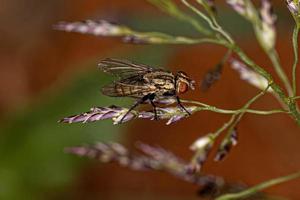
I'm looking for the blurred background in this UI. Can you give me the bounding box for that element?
[0,0,300,199]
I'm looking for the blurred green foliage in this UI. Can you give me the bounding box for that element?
[0,46,169,199]
[0,69,121,199]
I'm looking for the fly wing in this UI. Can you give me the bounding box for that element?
[101,76,155,98]
[98,58,156,78]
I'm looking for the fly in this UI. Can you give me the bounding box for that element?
[98,58,195,123]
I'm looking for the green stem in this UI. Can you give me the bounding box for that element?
[209,12,235,44]
[181,0,213,28]
[293,96,300,100]
[213,115,236,138]
[267,49,293,96]
[181,0,234,44]
[181,99,287,115]
[216,170,300,200]
[292,26,299,96]
[130,30,219,44]
[224,86,270,140]
[147,0,212,36]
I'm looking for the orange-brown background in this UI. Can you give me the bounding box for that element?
[1,0,300,199]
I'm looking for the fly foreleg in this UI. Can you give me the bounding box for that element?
[176,96,191,116]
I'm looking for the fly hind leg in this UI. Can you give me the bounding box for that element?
[119,94,150,123]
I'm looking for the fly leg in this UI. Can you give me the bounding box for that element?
[176,96,191,115]
[119,94,150,123]
[149,93,158,120]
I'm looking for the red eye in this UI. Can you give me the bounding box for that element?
[178,81,188,93]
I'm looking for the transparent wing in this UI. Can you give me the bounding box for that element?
[98,58,156,78]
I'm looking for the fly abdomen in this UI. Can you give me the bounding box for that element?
[101,82,156,98]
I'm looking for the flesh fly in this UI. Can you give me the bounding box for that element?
[98,58,195,123]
